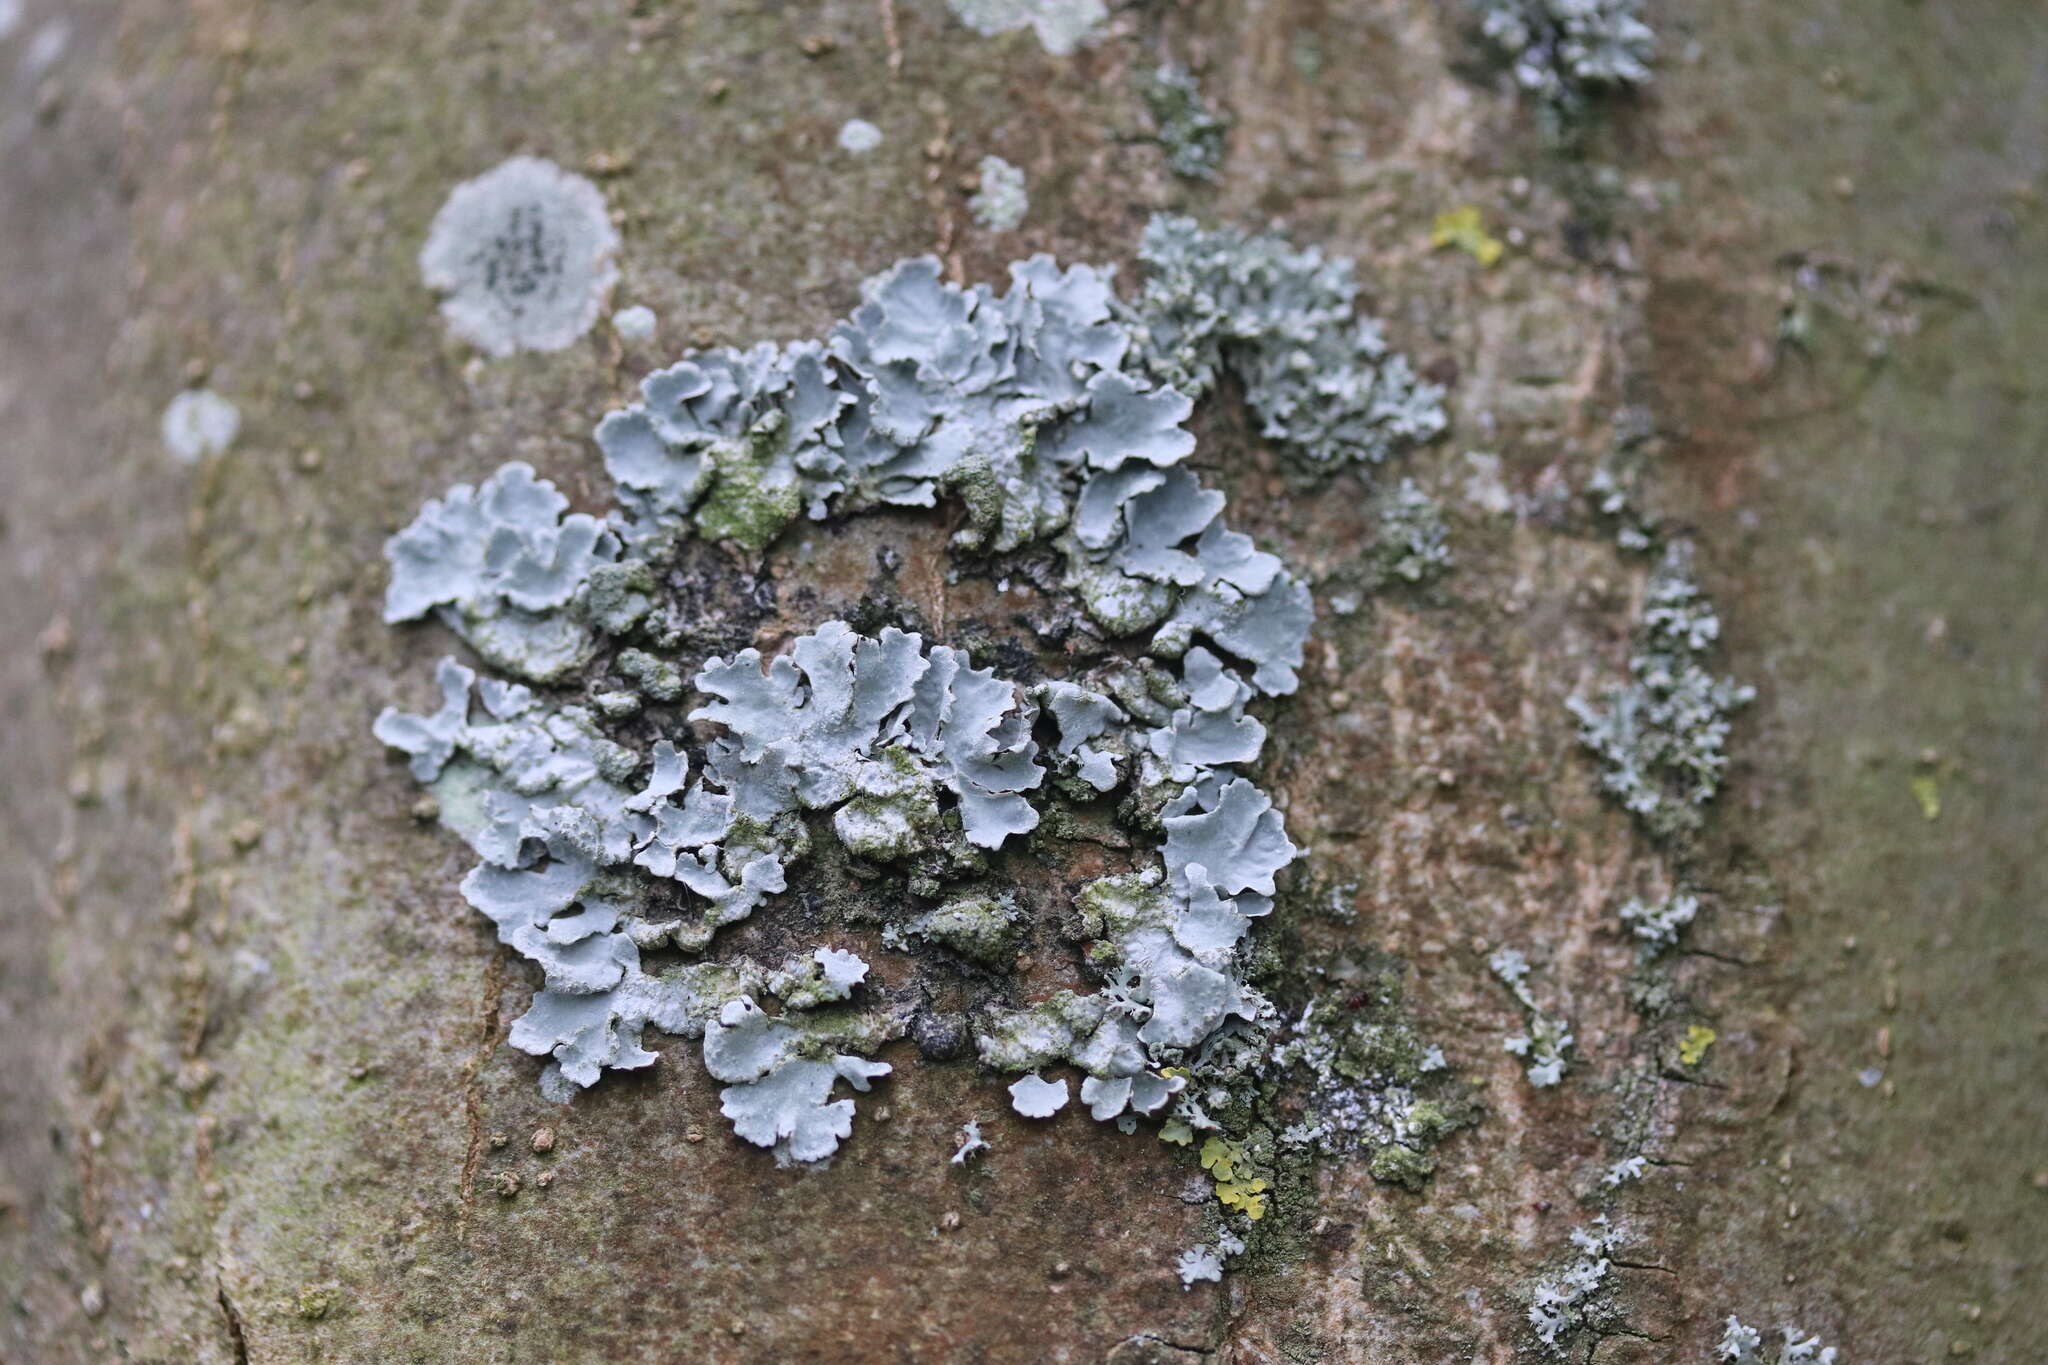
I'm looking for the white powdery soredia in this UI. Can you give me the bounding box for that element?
[419,156,620,357]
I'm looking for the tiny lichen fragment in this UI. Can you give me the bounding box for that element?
[837,118,884,153]
[1008,1072,1070,1118]
[1369,478,1453,586]
[1677,1024,1716,1067]
[969,155,1029,232]
[1490,947,1573,1087]
[1618,890,1697,952]
[770,947,871,1009]
[1429,205,1505,266]
[1478,0,1654,113]
[946,0,1106,55]
[1718,1317,1840,1364]
[611,305,657,341]
[160,389,241,464]
[1144,64,1229,181]
[950,1119,989,1165]
[419,156,620,357]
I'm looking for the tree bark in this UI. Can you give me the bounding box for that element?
[2,2,2042,1362]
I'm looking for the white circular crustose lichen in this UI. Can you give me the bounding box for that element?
[419,156,620,358]
[611,305,658,342]
[836,118,884,154]
[160,389,241,464]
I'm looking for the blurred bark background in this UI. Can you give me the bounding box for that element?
[1,2,2042,1361]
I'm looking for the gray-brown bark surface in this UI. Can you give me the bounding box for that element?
[1,2,2042,1362]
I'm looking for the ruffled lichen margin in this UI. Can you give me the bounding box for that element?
[376,218,1465,1250]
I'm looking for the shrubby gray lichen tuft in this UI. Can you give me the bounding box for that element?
[375,221,1463,1180]
[1143,65,1230,181]
[1568,545,1754,842]
[1122,216,1447,473]
[1717,1318,1839,1364]
[1478,0,1654,113]
[1369,478,1453,586]
[419,156,620,357]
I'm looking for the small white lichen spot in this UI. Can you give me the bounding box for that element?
[836,118,884,154]
[419,156,620,358]
[947,0,1106,55]
[160,389,241,464]
[23,17,68,73]
[611,305,657,342]
[0,0,25,43]
[969,156,1028,233]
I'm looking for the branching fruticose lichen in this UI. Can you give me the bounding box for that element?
[1477,0,1654,113]
[1568,546,1754,842]
[419,156,620,357]
[377,220,1447,1182]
